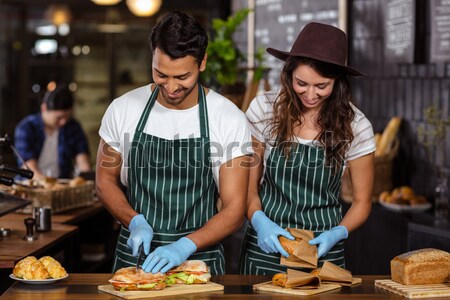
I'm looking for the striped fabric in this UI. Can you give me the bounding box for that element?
[241,143,345,275]
[113,85,225,274]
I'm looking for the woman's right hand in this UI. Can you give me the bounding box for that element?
[251,210,294,257]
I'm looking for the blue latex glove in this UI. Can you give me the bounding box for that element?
[127,214,153,256]
[308,225,348,258]
[251,210,295,257]
[142,237,197,274]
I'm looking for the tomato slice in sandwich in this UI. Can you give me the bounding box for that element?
[109,267,166,291]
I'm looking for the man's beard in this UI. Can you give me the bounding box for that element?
[158,82,197,107]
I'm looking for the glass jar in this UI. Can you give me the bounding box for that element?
[434,176,449,220]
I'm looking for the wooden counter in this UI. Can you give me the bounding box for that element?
[0,217,78,269]
[0,201,117,270]
[1,274,433,299]
[0,202,110,269]
[1,201,105,225]
[0,202,118,295]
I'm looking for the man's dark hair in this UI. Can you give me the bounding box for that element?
[42,83,74,110]
[149,11,208,66]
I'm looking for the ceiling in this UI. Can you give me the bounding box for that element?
[0,0,231,22]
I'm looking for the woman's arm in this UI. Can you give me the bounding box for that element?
[246,137,266,220]
[340,152,374,232]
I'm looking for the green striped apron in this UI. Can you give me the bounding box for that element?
[112,84,225,274]
[241,142,345,275]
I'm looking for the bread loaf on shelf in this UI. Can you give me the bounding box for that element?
[391,248,450,285]
[375,116,401,157]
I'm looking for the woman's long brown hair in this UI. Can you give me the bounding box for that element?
[269,56,355,173]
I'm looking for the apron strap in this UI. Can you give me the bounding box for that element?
[135,86,159,133]
[198,84,209,139]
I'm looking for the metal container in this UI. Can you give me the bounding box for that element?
[33,207,52,232]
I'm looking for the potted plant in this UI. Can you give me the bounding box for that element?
[203,9,250,87]
[417,105,450,219]
[202,9,251,106]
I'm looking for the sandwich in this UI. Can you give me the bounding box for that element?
[272,273,288,287]
[279,236,301,256]
[271,269,321,288]
[108,267,166,291]
[166,260,211,284]
[278,229,318,269]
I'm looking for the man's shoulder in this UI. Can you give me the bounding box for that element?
[206,89,246,121]
[113,84,152,107]
[114,84,151,102]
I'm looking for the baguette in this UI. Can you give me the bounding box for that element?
[375,116,401,156]
[374,133,381,148]
[391,248,450,285]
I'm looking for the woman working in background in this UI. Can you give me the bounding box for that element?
[241,22,376,275]
[14,82,91,179]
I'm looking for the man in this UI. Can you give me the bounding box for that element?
[14,83,91,179]
[96,11,251,275]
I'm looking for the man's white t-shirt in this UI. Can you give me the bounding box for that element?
[99,84,253,188]
[245,91,376,163]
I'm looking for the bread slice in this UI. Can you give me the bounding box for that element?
[391,248,450,285]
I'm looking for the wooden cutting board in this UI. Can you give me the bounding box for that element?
[253,281,341,295]
[253,277,362,296]
[98,282,224,299]
[375,279,450,299]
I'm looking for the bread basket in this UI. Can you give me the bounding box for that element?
[5,179,95,213]
[340,139,399,203]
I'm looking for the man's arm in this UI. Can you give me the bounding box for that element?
[95,138,137,227]
[23,159,45,180]
[246,137,265,221]
[186,154,250,250]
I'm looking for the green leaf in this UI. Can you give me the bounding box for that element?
[203,8,252,87]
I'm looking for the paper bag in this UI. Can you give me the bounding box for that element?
[285,268,321,289]
[311,261,353,286]
[280,228,318,269]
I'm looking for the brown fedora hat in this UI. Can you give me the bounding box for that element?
[267,22,363,76]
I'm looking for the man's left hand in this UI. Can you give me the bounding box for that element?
[308,226,348,258]
[142,237,197,273]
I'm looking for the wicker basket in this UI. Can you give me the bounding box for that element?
[340,139,399,203]
[9,180,95,213]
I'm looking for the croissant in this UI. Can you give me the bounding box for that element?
[39,256,67,279]
[13,256,49,280]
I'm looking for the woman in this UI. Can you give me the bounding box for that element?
[241,22,376,275]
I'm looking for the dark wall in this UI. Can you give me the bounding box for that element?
[349,0,449,199]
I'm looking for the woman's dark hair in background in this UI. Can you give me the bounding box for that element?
[42,83,74,110]
[149,10,208,66]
